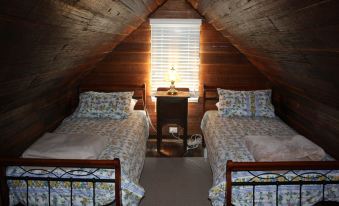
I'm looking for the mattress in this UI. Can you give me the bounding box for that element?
[7,110,149,206]
[201,111,339,206]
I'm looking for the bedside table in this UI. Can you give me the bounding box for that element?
[155,89,190,153]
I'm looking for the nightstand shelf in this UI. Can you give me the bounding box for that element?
[155,89,190,154]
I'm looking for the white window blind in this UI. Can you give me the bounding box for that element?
[150,19,201,100]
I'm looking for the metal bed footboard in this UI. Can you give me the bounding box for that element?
[0,158,121,206]
[226,160,339,206]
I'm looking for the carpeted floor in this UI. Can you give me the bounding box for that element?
[139,157,212,206]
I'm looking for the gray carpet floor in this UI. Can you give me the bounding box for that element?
[139,157,212,206]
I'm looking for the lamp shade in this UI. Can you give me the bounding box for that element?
[165,66,180,82]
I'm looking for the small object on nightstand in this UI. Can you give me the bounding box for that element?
[165,66,180,95]
[155,89,190,154]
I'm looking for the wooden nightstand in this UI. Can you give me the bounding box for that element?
[155,89,190,153]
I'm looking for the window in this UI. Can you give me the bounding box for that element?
[150,19,201,101]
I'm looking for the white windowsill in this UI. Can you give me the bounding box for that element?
[151,96,198,103]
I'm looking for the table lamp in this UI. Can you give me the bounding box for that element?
[166,66,180,95]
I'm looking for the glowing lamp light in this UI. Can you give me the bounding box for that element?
[165,66,180,95]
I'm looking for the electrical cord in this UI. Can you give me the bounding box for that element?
[170,132,202,151]
[186,134,203,150]
[144,105,157,133]
[144,104,202,151]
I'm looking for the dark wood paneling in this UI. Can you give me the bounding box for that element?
[150,0,201,18]
[0,0,164,157]
[273,87,339,160]
[200,23,270,94]
[82,22,152,89]
[82,0,269,136]
[189,0,339,159]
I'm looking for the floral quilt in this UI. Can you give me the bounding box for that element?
[201,111,339,206]
[7,111,149,206]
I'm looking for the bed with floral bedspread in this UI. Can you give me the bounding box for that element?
[7,110,149,206]
[201,110,339,206]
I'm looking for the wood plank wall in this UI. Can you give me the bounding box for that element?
[189,0,339,159]
[0,0,164,156]
[81,0,270,135]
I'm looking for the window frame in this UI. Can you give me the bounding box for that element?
[150,18,202,102]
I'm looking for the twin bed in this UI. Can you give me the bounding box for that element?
[0,84,148,206]
[201,85,339,206]
[1,83,339,206]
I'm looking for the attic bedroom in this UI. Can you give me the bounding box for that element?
[0,0,339,205]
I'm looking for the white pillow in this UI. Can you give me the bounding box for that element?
[22,133,108,159]
[216,102,220,109]
[130,99,138,112]
[244,135,326,162]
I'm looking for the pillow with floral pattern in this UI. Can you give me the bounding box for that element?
[253,90,275,117]
[217,88,275,117]
[73,91,134,119]
[217,89,252,117]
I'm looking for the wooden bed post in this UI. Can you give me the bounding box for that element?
[202,84,220,113]
[114,158,122,206]
[0,164,9,206]
[142,83,146,109]
[203,84,206,114]
[226,160,233,206]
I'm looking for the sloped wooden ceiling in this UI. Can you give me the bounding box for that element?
[189,0,339,158]
[1,0,338,158]
[0,0,165,156]
[81,0,270,136]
